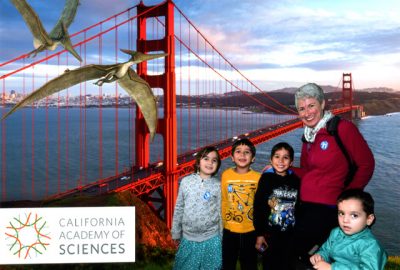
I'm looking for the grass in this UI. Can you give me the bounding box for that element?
[0,255,398,269]
[386,256,400,270]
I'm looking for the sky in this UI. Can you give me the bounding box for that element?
[1,0,399,91]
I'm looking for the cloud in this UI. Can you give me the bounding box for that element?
[1,0,399,90]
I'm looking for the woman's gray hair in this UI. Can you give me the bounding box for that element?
[294,83,325,109]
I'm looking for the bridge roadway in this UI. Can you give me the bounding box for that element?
[46,107,352,202]
[46,117,302,201]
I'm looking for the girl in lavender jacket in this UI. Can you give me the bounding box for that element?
[171,146,222,270]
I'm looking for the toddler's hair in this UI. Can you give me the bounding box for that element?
[337,189,376,226]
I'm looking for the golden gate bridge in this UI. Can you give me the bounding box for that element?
[0,0,359,228]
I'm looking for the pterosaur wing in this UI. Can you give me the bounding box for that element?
[49,0,80,40]
[49,0,82,62]
[10,0,52,45]
[1,64,117,120]
[118,68,158,139]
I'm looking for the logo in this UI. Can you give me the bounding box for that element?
[203,191,211,200]
[320,141,329,150]
[5,212,51,259]
[1,207,135,265]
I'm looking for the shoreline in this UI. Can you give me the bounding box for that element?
[2,104,399,117]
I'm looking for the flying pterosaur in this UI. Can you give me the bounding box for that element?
[1,49,168,139]
[10,0,82,62]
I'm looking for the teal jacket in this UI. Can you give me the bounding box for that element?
[317,227,387,270]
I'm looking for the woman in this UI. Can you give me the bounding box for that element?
[292,83,375,266]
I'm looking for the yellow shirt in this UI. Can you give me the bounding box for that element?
[221,167,261,233]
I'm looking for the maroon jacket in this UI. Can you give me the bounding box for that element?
[295,118,375,205]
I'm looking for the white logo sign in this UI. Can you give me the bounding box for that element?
[1,207,135,265]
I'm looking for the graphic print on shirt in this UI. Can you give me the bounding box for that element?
[226,180,257,223]
[267,186,298,231]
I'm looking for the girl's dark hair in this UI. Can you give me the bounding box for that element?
[270,142,294,161]
[231,138,256,157]
[337,189,376,227]
[195,146,221,176]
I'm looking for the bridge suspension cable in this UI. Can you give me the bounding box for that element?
[1,1,322,206]
[173,4,297,115]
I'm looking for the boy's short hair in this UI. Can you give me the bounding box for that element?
[271,142,294,161]
[337,189,375,216]
[195,146,221,176]
[231,138,256,157]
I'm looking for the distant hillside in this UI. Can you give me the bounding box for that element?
[271,85,339,93]
[169,90,400,116]
[358,87,397,93]
[270,85,398,94]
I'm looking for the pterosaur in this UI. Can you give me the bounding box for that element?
[1,49,168,139]
[10,0,82,62]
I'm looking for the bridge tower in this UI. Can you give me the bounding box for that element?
[342,73,353,119]
[136,0,177,228]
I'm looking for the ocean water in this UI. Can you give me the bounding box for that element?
[0,108,399,255]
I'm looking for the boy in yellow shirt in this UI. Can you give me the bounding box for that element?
[221,138,261,270]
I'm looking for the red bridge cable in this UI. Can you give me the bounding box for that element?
[57,56,61,194]
[22,60,27,198]
[45,52,49,197]
[66,55,70,190]
[84,33,88,186]
[98,24,103,180]
[174,34,287,115]
[79,44,83,188]
[0,3,163,79]
[170,27,289,115]
[156,14,287,115]
[1,79,6,200]
[0,5,138,68]
[196,30,200,149]
[31,66,35,200]
[187,24,192,151]
[173,4,297,115]
[151,13,294,115]
[178,14,183,154]
[114,17,119,177]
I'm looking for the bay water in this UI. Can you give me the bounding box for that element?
[0,108,398,255]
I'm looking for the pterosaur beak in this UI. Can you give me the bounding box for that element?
[120,49,168,63]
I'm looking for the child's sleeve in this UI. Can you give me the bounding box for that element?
[220,170,228,228]
[253,174,268,235]
[217,182,223,235]
[171,180,185,240]
[315,229,334,263]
